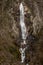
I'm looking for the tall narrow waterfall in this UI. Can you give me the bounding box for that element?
[19,3,27,64]
[19,3,27,41]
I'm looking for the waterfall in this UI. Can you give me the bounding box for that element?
[19,3,27,41]
[19,3,28,64]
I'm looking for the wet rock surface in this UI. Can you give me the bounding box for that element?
[0,0,43,65]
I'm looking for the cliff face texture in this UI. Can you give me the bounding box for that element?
[0,0,43,65]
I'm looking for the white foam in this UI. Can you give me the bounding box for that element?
[19,48,26,63]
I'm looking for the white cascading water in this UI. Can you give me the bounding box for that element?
[19,3,27,41]
[19,3,28,64]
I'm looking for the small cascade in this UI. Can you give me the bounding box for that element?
[19,3,28,65]
[19,3,27,40]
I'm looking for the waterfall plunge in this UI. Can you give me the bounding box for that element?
[19,3,27,41]
[19,3,27,63]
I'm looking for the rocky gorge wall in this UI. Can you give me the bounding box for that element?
[0,0,43,65]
